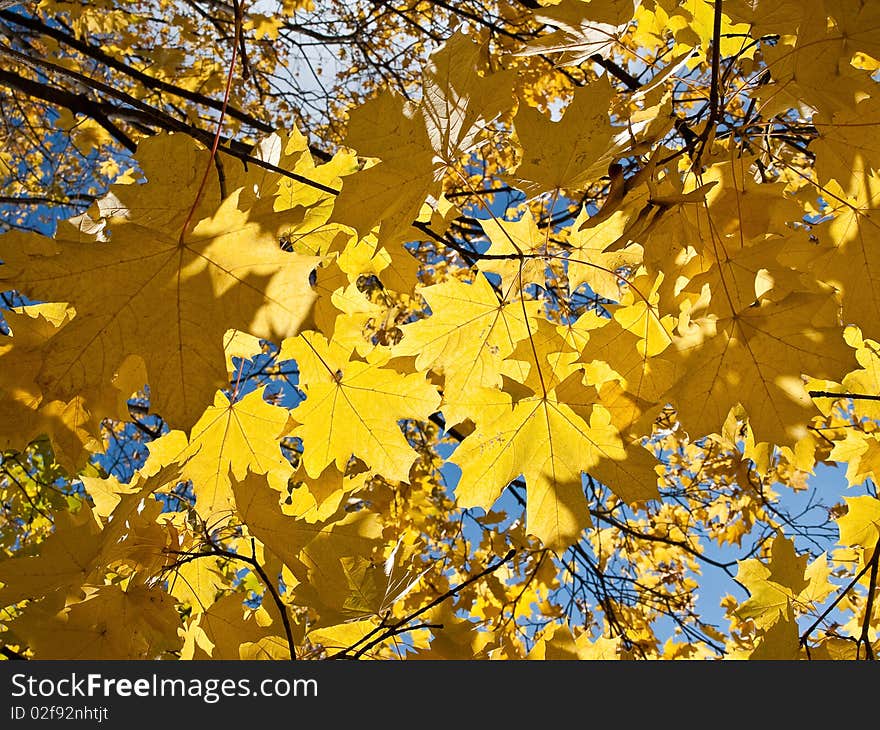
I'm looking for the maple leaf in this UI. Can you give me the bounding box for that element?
[567,207,643,301]
[451,380,625,551]
[579,316,675,435]
[839,328,880,422]
[477,211,554,293]
[668,290,855,445]
[231,470,330,570]
[836,496,880,549]
[332,32,513,249]
[0,133,320,428]
[554,372,662,504]
[177,386,291,524]
[0,304,101,471]
[516,0,637,64]
[180,593,281,660]
[749,608,800,660]
[339,538,430,619]
[168,555,226,614]
[392,273,540,426]
[11,582,182,660]
[90,462,185,573]
[612,271,675,357]
[527,622,621,660]
[807,176,880,342]
[506,76,618,196]
[280,331,441,482]
[330,90,434,246]
[420,31,515,167]
[828,432,880,487]
[0,505,101,605]
[755,5,872,120]
[735,534,810,628]
[811,96,880,196]
[288,507,384,628]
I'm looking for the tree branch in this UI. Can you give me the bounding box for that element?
[858,539,879,660]
[0,48,339,193]
[800,545,879,652]
[0,9,274,133]
[0,68,137,152]
[809,390,880,402]
[0,644,28,660]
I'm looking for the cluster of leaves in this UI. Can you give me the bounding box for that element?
[1,0,880,660]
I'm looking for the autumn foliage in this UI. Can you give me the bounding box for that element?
[0,0,879,660]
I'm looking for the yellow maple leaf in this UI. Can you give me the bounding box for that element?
[836,495,880,549]
[12,582,182,660]
[288,508,384,629]
[392,273,540,426]
[567,206,643,300]
[420,31,515,166]
[828,431,880,487]
[613,271,675,357]
[451,381,625,550]
[809,175,880,342]
[330,91,434,247]
[177,387,290,524]
[749,608,801,660]
[516,0,635,70]
[280,331,440,482]
[506,76,617,195]
[168,555,226,614]
[669,290,854,445]
[477,210,552,294]
[181,593,281,660]
[0,506,101,605]
[332,32,512,249]
[735,534,810,629]
[0,134,320,429]
[231,470,331,571]
[0,304,101,471]
[580,315,674,435]
[338,538,430,619]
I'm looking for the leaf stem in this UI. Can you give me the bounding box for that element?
[178,0,243,245]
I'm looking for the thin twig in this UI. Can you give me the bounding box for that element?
[858,539,879,660]
[810,390,880,403]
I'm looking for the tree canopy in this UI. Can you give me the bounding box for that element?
[1,0,879,661]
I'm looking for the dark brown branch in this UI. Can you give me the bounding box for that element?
[0,67,340,195]
[691,0,724,167]
[858,539,879,660]
[1,39,339,184]
[444,186,514,199]
[197,537,298,661]
[589,54,641,91]
[0,193,94,206]
[810,390,880,402]
[707,0,724,130]
[0,68,137,152]
[0,644,28,660]
[0,9,274,133]
[800,545,879,650]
